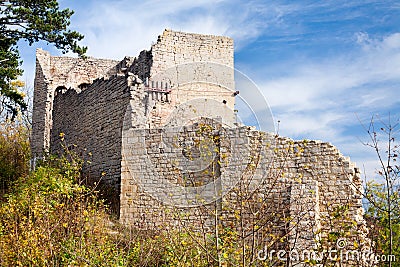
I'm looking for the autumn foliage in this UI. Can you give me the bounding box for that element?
[0,118,30,192]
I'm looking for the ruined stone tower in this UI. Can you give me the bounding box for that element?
[32,29,235,162]
[32,29,372,265]
[32,29,236,189]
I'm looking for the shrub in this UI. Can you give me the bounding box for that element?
[0,120,30,192]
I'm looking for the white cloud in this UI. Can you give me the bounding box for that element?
[258,31,400,121]
[66,0,230,59]
[63,0,299,59]
[250,32,400,179]
[276,112,346,140]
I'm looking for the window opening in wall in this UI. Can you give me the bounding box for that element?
[78,83,90,90]
[55,86,67,94]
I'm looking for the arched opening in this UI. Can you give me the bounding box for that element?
[78,83,90,90]
[55,86,67,95]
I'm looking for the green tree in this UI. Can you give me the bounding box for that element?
[0,0,87,117]
[0,37,24,118]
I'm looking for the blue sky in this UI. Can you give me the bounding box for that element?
[18,0,400,180]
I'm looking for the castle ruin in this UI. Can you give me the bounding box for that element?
[32,29,372,265]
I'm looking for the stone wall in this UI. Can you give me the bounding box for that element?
[150,29,234,76]
[141,30,236,128]
[31,49,120,158]
[51,75,139,189]
[120,123,369,255]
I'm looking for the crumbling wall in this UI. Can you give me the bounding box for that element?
[150,29,234,75]
[129,50,152,81]
[32,30,235,157]
[142,30,236,128]
[31,49,119,158]
[51,74,146,213]
[120,124,369,260]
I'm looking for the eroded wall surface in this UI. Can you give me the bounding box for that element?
[120,124,369,257]
[51,75,142,191]
[31,49,119,157]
